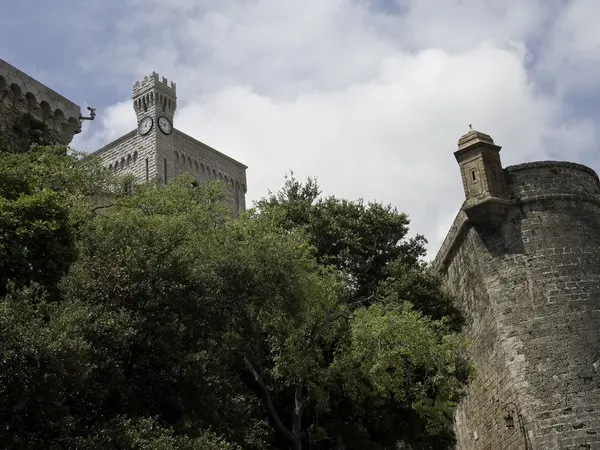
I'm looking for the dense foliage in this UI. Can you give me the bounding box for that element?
[0,146,471,450]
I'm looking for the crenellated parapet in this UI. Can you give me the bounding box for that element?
[0,58,82,145]
[132,71,177,118]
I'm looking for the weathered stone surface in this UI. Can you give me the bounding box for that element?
[0,58,82,147]
[435,132,600,449]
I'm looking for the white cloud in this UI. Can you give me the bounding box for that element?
[71,0,600,258]
[540,0,600,94]
[76,101,134,152]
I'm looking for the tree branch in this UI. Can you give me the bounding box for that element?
[303,301,361,352]
[243,356,299,448]
[91,203,115,214]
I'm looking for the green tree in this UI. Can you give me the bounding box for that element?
[256,173,462,329]
[250,173,469,449]
[0,151,244,449]
[0,143,469,450]
[61,172,469,450]
[0,144,114,297]
[57,174,272,449]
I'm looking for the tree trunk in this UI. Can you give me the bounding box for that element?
[292,384,305,450]
[243,357,303,449]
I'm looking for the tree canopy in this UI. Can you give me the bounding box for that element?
[0,146,470,450]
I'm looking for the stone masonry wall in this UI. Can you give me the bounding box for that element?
[0,58,81,147]
[447,225,525,449]
[93,128,247,214]
[435,162,600,449]
[170,130,247,213]
[0,100,30,152]
[92,130,158,183]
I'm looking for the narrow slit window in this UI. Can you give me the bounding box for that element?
[470,169,478,182]
[492,168,498,180]
[145,158,149,182]
[164,158,168,184]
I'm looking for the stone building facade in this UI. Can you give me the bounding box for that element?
[0,58,83,151]
[90,72,247,214]
[433,129,600,449]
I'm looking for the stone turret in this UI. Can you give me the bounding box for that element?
[132,71,177,123]
[454,128,510,227]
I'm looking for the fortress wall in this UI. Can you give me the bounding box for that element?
[439,162,600,449]
[0,89,28,151]
[506,161,600,199]
[446,228,524,449]
[0,58,81,147]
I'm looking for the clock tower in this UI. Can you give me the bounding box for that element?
[132,72,177,183]
[93,71,247,213]
[133,71,176,136]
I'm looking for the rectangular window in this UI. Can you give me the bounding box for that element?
[145,158,149,182]
[164,158,168,184]
[470,169,478,183]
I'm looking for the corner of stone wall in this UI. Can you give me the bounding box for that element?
[432,204,470,275]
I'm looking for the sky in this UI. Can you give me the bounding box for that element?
[2,0,599,258]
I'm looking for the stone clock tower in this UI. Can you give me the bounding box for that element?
[133,72,176,184]
[91,71,248,214]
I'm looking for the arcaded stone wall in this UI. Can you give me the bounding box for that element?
[435,161,600,449]
[171,130,247,213]
[92,131,158,183]
[0,58,81,149]
[93,128,247,214]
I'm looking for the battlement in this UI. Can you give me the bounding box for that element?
[0,58,82,144]
[132,71,177,119]
[133,71,176,96]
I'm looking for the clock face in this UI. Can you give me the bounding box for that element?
[138,116,153,135]
[158,116,172,135]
